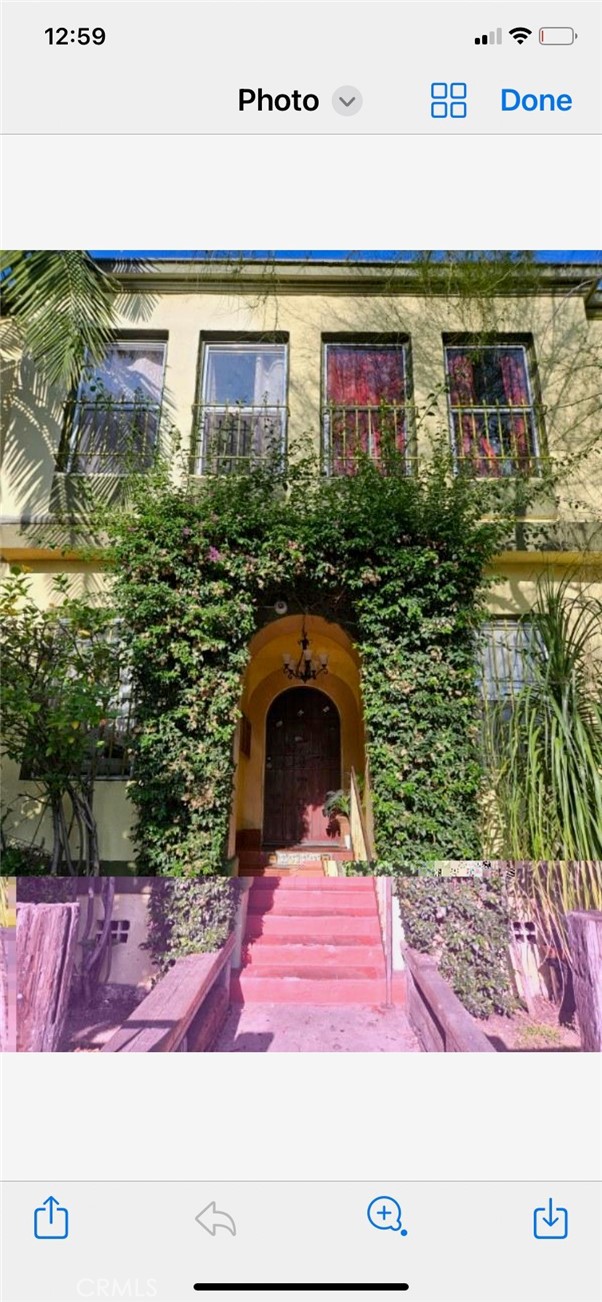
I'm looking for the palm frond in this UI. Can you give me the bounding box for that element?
[1,250,119,388]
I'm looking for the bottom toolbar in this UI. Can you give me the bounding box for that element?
[2,1181,600,1302]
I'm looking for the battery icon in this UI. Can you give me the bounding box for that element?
[539,27,577,44]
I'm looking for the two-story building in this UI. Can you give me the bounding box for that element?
[1,255,601,871]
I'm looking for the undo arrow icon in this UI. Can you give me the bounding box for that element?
[195,1201,237,1237]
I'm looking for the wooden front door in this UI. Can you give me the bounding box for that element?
[263,687,342,847]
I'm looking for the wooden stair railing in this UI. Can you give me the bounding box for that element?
[101,933,236,1053]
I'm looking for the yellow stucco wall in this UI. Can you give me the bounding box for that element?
[2,757,136,864]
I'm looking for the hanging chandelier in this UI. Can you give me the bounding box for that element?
[282,620,329,683]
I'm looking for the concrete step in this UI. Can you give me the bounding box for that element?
[239,962,383,979]
[247,893,377,916]
[244,914,382,942]
[249,877,375,891]
[230,973,389,1004]
[242,867,326,877]
[243,943,385,968]
[262,846,352,858]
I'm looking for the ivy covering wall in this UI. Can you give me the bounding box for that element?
[108,452,502,875]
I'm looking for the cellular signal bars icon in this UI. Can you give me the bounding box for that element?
[475,28,503,45]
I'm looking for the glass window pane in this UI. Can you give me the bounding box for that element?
[203,345,286,406]
[326,345,406,405]
[446,346,530,408]
[79,343,165,404]
[478,620,538,701]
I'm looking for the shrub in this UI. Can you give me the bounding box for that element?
[395,873,517,1017]
[16,876,79,903]
[1,842,52,876]
[145,878,241,973]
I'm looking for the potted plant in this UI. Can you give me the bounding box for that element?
[322,789,351,846]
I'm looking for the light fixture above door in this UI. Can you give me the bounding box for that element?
[282,619,329,683]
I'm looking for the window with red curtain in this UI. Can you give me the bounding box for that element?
[445,343,540,477]
[323,343,409,474]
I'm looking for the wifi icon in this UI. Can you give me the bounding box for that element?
[509,26,533,44]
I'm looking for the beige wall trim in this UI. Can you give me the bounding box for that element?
[488,551,602,575]
[5,547,601,571]
[1,548,107,563]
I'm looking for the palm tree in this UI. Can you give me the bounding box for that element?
[1,250,119,389]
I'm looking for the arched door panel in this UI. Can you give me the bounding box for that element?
[263,687,341,847]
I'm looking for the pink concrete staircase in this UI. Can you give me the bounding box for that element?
[231,878,398,1005]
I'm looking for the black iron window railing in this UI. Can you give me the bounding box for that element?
[450,401,543,478]
[321,402,413,475]
[192,402,288,474]
[61,396,162,474]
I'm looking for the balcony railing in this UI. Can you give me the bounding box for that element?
[321,402,413,475]
[192,403,287,475]
[450,403,542,478]
[61,397,162,474]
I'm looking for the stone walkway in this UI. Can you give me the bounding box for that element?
[212,1002,421,1052]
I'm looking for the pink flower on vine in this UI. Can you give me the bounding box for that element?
[208,546,223,563]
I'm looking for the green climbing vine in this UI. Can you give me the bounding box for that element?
[107,445,504,875]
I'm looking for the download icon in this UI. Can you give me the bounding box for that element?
[533,1198,568,1240]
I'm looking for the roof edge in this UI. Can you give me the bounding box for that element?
[102,258,602,299]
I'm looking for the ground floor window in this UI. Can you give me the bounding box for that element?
[478,618,539,710]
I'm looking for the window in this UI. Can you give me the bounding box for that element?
[322,342,411,474]
[445,341,541,477]
[97,919,131,945]
[477,619,539,706]
[63,340,166,474]
[90,660,135,779]
[19,626,134,782]
[195,341,287,473]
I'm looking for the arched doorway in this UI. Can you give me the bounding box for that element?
[263,687,342,848]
